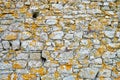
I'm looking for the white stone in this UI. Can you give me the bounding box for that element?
[102,51,116,59]
[58,51,74,60]
[80,39,88,45]
[16,53,29,60]
[93,39,100,45]
[21,40,43,51]
[64,33,73,39]
[63,15,74,19]
[52,4,63,10]
[104,31,115,38]
[11,40,20,50]
[50,31,64,39]
[16,2,24,8]
[48,68,56,74]
[63,76,75,80]
[19,31,32,40]
[116,32,120,38]
[0,62,12,69]
[98,69,111,77]
[94,58,102,64]
[116,50,120,58]
[74,31,83,39]
[64,40,71,47]
[46,19,57,25]
[79,68,99,79]
[2,41,10,50]
[40,32,48,41]
[28,60,42,68]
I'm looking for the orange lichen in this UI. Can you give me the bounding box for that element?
[29,40,36,46]
[0,27,3,32]
[5,2,11,8]
[90,71,95,75]
[6,74,11,80]
[5,34,17,40]
[54,71,60,78]
[19,6,27,13]
[22,74,36,80]
[60,64,72,70]
[95,45,106,57]
[13,73,18,80]
[71,25,76,31]
[12,63,22,69]
[30,67,47,76]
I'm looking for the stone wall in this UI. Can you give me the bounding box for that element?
[0,0,120,80]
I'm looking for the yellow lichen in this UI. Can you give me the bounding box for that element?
[60,64,72,70]
[12,63,22,69]
[30,67,47,76]
[54,71,60,78]
[29,40,36,46]
[13,73,18,80]
[71,25,76,31]
[5,34,17,40]
[0,27,3,32]
[22,74,36,80]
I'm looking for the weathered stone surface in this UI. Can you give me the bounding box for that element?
[104,31,115,38]
[63,76,75,80]
[49,31,64,39]
[2,31,17,40]
[0,0,119,80]
[0,62,12,69]
[79,68,99,79]
[21,40,43,51]
[30,53,41,60]
[46,19,57,25]
[19,31,32,40]
[98,69,111,77]
[28,60,42,68]
[16,53,29,60]
[2,41,10,50]
[11,40,20,50]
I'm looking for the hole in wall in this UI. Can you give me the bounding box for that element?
[32,11,39,18]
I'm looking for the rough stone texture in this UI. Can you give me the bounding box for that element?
[79,68,99,79]
[0,0,120,80]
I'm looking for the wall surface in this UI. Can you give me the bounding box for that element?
[0,0,120,80]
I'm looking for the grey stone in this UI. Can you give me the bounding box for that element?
[50,31,64,39]
[16,53,29,60]
[64,33,74,39]
[79,68,99,79]
[52,4,63,10]
[74,31,83,39]
[102,51,116,59]
[2,41,10,50]
[104,31,115,38]
[63,76,75,80]
[28,60,42,68]
[46,19,57,25]
[98,69,111,77]
[39,32,48,41]
[30,53,41,60]
[11,40,20,50]
[0,62,12,69]
[19,31,32,40]
[21,40,43,51]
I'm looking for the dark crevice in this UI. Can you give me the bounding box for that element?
[40,51,46,65]
[32,12,39,18]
